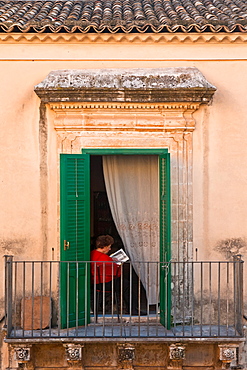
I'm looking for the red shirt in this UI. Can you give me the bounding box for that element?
[91,249,120,284]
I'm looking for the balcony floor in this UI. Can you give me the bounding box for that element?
[8,314,242,340]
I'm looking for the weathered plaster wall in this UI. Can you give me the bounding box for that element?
[192,60,247,261]
[1,36,247,311]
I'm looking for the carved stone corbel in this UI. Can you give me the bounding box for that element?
[218,345,238,369]
[64,344,84,369]
[117,344,135,370]
[168,344,186,370]
[12,345,33,369]
[14,346,31,363]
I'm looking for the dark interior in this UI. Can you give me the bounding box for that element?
[90,155,148,311]
[90,155,123,253]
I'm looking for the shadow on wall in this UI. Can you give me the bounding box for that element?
[1,238,29,256]
[214,238,247,260]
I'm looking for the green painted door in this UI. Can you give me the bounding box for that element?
[60,150,171,328]
[60,154,90,329]
[159,153,171,328]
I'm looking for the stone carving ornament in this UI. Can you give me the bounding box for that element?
[64,344,83,361]
[118,345,135,369]
[219,345,237,362]
[14,347,31,362]
[118,347,135,362]
[169,344,186,360]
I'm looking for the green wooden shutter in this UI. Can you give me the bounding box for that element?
[60,154,90,329]
[159,153,171,328]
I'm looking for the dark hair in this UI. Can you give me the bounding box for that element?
[96,235,114,249]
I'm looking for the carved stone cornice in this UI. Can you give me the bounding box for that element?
[50,102,198,132]
[1,32,247,44]
[35,68,216,105]
[39,67,215,133]
[50,102,200,110]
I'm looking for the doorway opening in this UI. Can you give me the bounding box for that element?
[90,155,148,313]
[60,149,171,328]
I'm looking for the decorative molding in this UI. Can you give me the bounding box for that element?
[50,102,200,111]
[51,104,197,133]
[219,345,237,362]
[219,345,238,369]
[1,32,247,44]
[118,344,135,370]
[14,346,32,363]
[168,344,186,370]
[169,344,186,360]
[64,344,83,362]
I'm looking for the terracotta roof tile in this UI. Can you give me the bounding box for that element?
[0,0,247,33]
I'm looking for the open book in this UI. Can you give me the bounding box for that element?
[110,248,129,265]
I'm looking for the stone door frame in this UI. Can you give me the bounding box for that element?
[35,68,216,262]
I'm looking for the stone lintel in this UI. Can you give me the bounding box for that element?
[49,102,199,132]
[34,68,216,105]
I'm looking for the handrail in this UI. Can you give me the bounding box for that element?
[4,258,244,339]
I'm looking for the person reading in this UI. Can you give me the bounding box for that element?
[90,234,120,288]
[90,234,145,315]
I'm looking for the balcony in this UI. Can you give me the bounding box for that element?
[4,256,244,341]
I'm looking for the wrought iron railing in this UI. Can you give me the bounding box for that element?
[4,255,244,339]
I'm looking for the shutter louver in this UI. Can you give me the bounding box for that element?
[60,154,90,328]
[159,153,171,328]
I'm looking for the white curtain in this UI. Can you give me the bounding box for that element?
[102,155,159,305]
